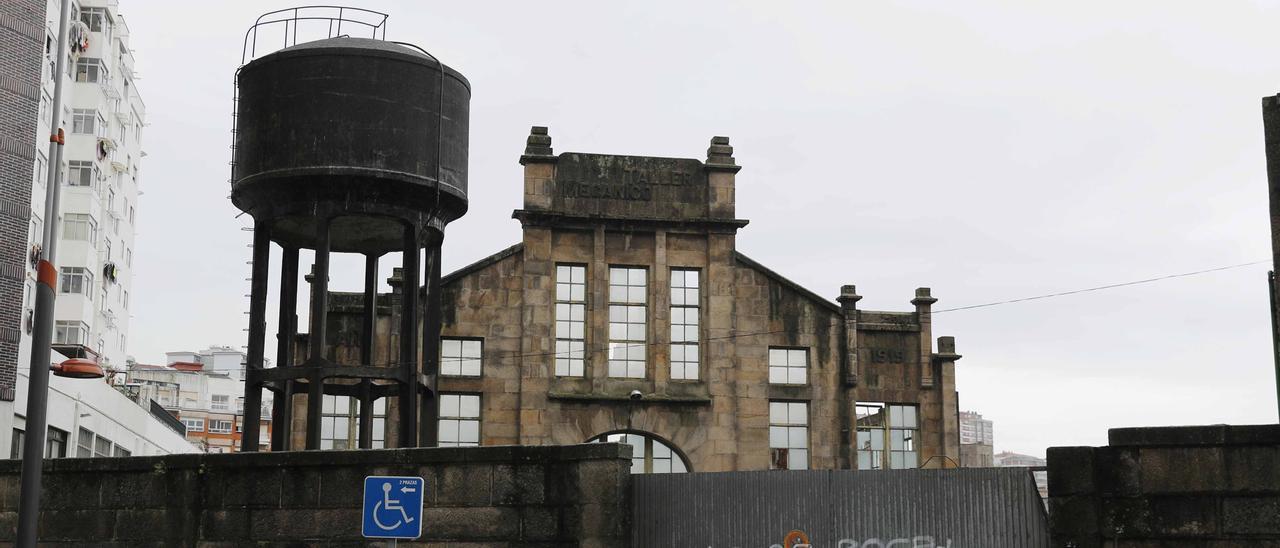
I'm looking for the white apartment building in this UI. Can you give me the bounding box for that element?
[960,410,994,445]
[125,347,272,453]
[20,0,144,375]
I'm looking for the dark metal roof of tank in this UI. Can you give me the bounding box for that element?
[246,37,470,91]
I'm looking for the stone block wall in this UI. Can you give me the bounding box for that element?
[0,443,632,547]
[1048,424,1280,547]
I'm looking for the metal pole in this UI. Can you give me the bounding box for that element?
[17,0,72,544]
[1270,271,1280,422]
[306,218,332,450]
[358,254,377,448]
[271,246,298,451]
[398,226,420,447]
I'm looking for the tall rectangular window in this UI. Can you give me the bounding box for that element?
[62,213,96,243]
[438,394,480,447]
[320,395,387,450]
[856,403,919,470]
[769,401,809,470]
[60,267,93,295]
[46,427,67,458]
[67,160,95,187]
[608,267,647,378]
[34,152,46,187]
[769,347,808,385]
[554,264,586,377]
[54,320,89,345]
[80,7,111,31]
[76,427,94,457]
[669,268,700,380]
[71,109,96,134]
[441,338,482,377]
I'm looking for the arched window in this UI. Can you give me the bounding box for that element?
[588,431,690,474]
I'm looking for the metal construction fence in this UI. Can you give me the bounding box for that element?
[632,467,1048,548]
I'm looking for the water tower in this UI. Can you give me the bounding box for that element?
[231,8,469,450]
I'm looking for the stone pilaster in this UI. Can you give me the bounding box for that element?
[836,285,861,470]
[912,288,937,388]
[934,336,962,464]
[705,136,740,219]
[520,126,556,211]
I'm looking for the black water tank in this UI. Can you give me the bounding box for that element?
[231,37,470,253]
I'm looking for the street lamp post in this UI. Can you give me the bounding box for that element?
[17,0,75,545]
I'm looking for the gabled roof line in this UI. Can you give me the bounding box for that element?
[440,243,525,287]
[733,251,841,314]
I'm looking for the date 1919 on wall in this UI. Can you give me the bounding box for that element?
[867,348,906,363]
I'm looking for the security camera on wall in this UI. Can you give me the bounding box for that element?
[629,390,643,401]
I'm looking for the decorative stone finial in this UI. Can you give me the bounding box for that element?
[520,126,554,164]
[386,267,404,291]
[837,284,862,308]
[706,136,739,171]
[911,287,937,306]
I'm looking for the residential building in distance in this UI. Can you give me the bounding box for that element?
[297,128,969,474]
[0,0,147,456]
[959,410,994,467]
[127,347,271,453]
[995,450,1048,498]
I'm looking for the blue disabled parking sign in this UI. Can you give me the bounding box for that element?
[362,476,425,539]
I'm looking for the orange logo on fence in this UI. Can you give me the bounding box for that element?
[783,530,811,547]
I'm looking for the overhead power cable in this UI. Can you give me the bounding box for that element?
[933,260,1268,313]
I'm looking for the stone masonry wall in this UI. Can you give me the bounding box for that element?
[1048,424,1280,547]
[0,443,633,547]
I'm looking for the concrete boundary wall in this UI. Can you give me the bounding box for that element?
[0,443,632,547]
[1048,424,1280,547]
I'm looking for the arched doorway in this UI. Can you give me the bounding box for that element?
[588,431,690,474]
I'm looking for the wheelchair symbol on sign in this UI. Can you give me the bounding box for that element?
[373,482,415,530]
[362,476,425,539]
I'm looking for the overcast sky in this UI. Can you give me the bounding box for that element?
[117,1,1280,458]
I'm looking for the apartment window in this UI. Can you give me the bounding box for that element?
[60,267,94,295]
[856,403,919,470]
[67,160,95,187]
[554,264,586,377]
[181,418,204,432]
[29,215,42,247]
[608,267,647,378]
[236,397,245,414]
[74,57,106,83]
[208,420,232,434]
[440,338,482,377]
[46,427,67,458]
[71,109,96,134]
[122,290,129,309]
[10,419,23,459]
[210,394,230,411]
[128,205,135,225]
[80,7,110,32]
[126,248,132,267]
[54,320,89,345]
[93,435,111,457]
[589,432,689,474]
[104,238,111,262]
[769,401,809,470]
[321,395,387,450]
[62,213,96,243]
[669,268,700,380]
[113,446,130,457]
[437,394,480,447]
[34,152,46,187]
[76,427,93,457]
[769,347,809,385]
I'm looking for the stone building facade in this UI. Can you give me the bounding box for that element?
[312,127,963,473]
